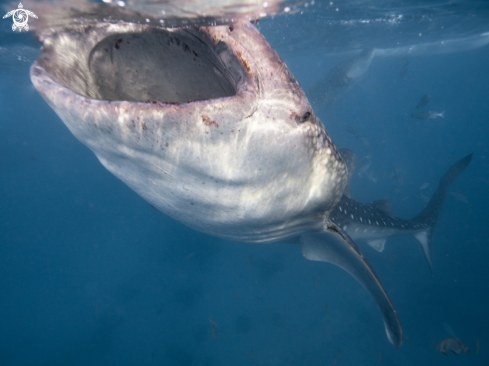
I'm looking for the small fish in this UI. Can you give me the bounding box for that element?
[419,182,430,190]
[477,338,480,354]
[416,94,431,109]
[436,338,470,355]
[209,318,221,339]
[391,168,406,186]
[365,170,378,184]
[325,304,328,313]
[449,192,468,203]
[345,125,357,135]
[185,252,195,260]
[359,136,370,146]
[399,58,409,78]
[387,251,394,261]
[250,348,254,359]
[379,351,382,363]
[314,277,318,288]
[411,110,445,120]
[357,155,372,177]
[334,348,341,364]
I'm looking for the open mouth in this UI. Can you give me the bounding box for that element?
[36,26,239,103]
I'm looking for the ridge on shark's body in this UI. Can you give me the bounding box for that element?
[331,150,473,271]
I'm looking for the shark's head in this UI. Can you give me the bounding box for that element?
[31,21,347,241]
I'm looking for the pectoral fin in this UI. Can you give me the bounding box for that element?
[300,222,402,347]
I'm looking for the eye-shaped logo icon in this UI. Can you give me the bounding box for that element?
[3,3,38,32]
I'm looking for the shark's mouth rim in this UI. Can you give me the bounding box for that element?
[34,23,256,105]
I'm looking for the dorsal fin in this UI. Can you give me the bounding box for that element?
[338,148,357,198]
[369,200,393,218]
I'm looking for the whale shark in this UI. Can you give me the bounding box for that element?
[331,151,473,272]
[309,49,375,111]
[31,21,403,346]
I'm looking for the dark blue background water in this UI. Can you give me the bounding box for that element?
[1,5,489,366]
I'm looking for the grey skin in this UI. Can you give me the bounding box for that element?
[31,21,401,346]
[331,151,473,272]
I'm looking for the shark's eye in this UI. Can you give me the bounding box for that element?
[297,112,311,123]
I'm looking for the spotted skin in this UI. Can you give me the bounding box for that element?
[331,195,430,241]
[330,153,473,270]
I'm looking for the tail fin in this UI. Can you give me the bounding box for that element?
[412,154,473,272]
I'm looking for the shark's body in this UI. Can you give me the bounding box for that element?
[330,153,473,270]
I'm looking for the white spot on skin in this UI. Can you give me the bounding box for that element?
[376,221,379,226]
[343,225,348,230]
[360,217,363,222]
[351,214,354,219]
[339,206,342,212]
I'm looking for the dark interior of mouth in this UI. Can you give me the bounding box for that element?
[43,29,238,103]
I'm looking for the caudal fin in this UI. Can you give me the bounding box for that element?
[412,154,473,272]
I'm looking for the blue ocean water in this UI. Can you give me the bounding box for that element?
[1,1,489,365]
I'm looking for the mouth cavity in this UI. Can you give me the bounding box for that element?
[39,28,238,103]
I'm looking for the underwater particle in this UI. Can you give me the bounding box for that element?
[235,315,253,334]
